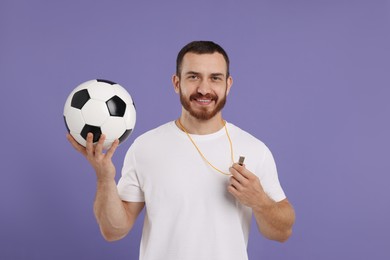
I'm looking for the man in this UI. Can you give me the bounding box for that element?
[67,41,295,260]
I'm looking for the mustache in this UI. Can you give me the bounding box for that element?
[189,93,218,101]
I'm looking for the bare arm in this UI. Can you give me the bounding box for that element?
[252,198,294,242]
[93,178,144,241]
[67,133,144,241]
[228,164,295,242]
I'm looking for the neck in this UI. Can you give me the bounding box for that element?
[177,112,225,135]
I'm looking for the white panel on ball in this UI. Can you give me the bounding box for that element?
[81,99,110,126]
[88,83,117,101]
[101,117,128,149]
[64,107,85,134]
[123,108,136,129]
[101,117,127,138]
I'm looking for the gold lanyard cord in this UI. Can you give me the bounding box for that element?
[177,119,234,176]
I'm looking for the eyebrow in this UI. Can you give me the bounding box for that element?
[210,73,225,77]
[184,71,201,76]
[184,71,226,77]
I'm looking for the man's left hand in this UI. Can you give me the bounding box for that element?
[228,163,270,210]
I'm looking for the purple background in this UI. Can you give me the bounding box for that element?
[1,0,389,259]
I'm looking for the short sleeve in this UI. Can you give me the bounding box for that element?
[257,145,286,202]
[117,143,145,202]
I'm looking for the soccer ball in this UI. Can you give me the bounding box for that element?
[64,79,136,149]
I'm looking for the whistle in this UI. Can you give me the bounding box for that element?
[238,156,245,166]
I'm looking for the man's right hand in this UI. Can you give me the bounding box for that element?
[66,133,119,182]
[67,133,143,241]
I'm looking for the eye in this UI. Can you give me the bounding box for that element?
[188,75,199,80]
[211,76,222,81]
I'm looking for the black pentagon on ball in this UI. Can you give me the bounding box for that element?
[97,79,116,85]
[80,124,102,143]
[106,95,127,117]
[119,129,133,143]
[71,89,90,109]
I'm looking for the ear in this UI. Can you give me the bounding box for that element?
[172,74,180,94]
[226,76,233,95]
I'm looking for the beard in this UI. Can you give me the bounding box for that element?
[179,85,227,121]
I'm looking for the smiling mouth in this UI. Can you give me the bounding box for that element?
[195,98,213,104]
[191,94,216,105]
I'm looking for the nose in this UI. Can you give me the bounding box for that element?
[197,79,211,95]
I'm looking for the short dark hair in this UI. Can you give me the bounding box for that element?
[176,41,230,78]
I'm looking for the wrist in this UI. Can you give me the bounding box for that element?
[252,193,274,213]
[96,176,116,186]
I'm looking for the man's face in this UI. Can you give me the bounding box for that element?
[173,52,233,121]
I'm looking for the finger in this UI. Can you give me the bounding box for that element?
[230,166,248,184]
[227,185,240,197]
[85,132,95,157]
[94,134,106,155]
[105,139,119,160]
[229,176,242,191]
[232,163,255,179]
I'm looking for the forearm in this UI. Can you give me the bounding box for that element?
[228,164,295,242]
[253,198,295,242]
[94,179,132,241]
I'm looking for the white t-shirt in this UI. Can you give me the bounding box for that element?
[117,121,286,260]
